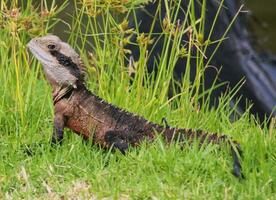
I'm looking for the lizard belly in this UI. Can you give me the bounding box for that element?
[66,114,115,146]
[66,115,94,140]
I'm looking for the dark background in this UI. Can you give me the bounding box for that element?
[246,0,276,53]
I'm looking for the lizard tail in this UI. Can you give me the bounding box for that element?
[164,128,244,178]
[230,141,243,178]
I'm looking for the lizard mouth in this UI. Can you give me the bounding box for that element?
[27,40,53,64]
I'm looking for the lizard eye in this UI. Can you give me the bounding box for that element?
[47,44,56,50]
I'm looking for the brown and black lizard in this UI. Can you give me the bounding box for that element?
[27,35,243,178]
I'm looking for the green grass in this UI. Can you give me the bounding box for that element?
[0,0,275,199]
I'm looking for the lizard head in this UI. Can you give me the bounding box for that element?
[27,35,86,88]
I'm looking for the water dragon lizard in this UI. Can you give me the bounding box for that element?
[27,35,243,178]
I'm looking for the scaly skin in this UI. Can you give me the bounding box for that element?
[27,35,243,178]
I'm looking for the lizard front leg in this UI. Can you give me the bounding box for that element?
[51,113,65,145]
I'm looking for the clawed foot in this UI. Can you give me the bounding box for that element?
[51,136,63,146]
[113,141,129,155]
[105,130,129,155]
